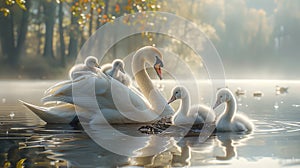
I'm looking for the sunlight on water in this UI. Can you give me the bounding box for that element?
[0,80,300,167]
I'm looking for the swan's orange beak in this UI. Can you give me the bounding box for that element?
[168,95,176,104]
[154,63,163,80]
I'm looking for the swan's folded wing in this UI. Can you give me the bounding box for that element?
[44,76,87,96]
[68,75,111,108]
[72,71,99,78]
[108,79,158,122]
[41,82,73,103]
[42,75,109,104]
[110,79,150,110]
[129,85,150,107]
[44,80,72,95]
[94,76,109,95]
[129,88,151,111]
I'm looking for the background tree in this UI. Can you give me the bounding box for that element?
[0,0,29,66]
[2,0,297,79]
[42,0,56,59]
[58,0,66,66]
[0,0,161,78]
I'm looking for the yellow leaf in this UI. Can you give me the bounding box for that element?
[3,161,11,168]
[16,158,26,168]
[16,0,27,10]
[97,8,102,13]
[5,0,15,6]
[0,8,10,16]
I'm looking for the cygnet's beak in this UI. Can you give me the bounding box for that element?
[213,99,222,109]
[120,66,125,73]
[167,95,177,104]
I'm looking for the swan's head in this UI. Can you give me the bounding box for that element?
[112,59,125,73]
[168,86,189,104]
[213,88,234,109]
[85,56,100,68]
[136,46,164,80]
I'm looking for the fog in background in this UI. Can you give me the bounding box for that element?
[162,0,300,79]
[0,0,299,80]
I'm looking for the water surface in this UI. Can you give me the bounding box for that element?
[0,80,300,167]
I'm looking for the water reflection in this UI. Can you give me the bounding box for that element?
[275,85,288,95]
[0,138,68,168]
[176,136,215,166]
[0,121,298,168]
[215,133,252,161]
[215,134,236,160]
[85,124,182,157]
[47,136,129,167]
[129,140,181,167]
[235,87,246,97]
[129,135,216,167]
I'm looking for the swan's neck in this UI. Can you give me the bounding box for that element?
[224,98,236,121]
[132,53,173,116]
[178,95,191,117]
[111,68,118,77]
[132,55,154,101]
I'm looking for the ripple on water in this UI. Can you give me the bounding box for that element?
[255,120,300,135]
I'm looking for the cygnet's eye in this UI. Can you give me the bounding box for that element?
[175,91,179,94]
[220,95,223,98]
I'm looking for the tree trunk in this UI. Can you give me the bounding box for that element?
[0,1,31,66]
[68,13,79,59]
[0,12,16,65]
[43,1,56,59]
[36,1,42,55]
[80,28,86,48]
[88,8,94,37]
[104,0,109,15]
[96,15,100,29]
[15,0,31,60]
[58,1,66,66]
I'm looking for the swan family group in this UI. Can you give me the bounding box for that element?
[21,46,254,132]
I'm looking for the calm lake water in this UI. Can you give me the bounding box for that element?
[0,80,300,167]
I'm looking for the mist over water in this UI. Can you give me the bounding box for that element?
[0,80,299,167]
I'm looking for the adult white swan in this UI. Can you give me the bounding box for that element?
[213,88,254,132]
[21,46,174,124]
[167,86,215,125]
